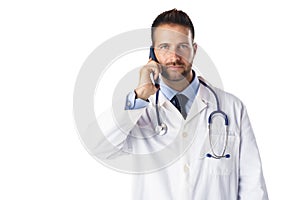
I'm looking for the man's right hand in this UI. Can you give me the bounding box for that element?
[134,59,161,100]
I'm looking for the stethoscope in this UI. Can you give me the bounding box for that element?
[154,78,230,159]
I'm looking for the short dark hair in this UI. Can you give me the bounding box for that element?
[151,9,195,42]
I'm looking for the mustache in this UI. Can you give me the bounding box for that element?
[164,61,185,66]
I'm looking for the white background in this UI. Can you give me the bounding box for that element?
[1,0,299,199]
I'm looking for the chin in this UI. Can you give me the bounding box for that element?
[162,71,188,81]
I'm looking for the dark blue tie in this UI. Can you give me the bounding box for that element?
[171,94,188,119]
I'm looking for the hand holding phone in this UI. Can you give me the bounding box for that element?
[134,47,161,100]
[149,47,160,88]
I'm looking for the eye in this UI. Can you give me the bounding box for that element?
[158,44,169,50]
[178,44,189,49]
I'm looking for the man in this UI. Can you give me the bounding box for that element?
[99,9,268,200]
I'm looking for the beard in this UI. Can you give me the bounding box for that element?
[161,61,192,81]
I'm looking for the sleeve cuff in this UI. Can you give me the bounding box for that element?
[124,91,149,110]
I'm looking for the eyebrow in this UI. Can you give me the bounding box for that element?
[157,43,169,46]
[157,42,190,46]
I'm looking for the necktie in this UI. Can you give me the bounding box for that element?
[171,94,188,119]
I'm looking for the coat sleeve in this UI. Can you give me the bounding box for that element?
[238,105,269,199]
[84,104,147,160]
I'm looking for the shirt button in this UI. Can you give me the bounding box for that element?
[184,164,189,173]
[127,101,131,107]
[182,132,188,138]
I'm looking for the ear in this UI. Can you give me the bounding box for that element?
[193,42,198,55]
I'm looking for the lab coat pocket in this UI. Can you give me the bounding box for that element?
[199,134,237,176]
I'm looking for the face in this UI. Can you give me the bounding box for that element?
[153,24,197,82]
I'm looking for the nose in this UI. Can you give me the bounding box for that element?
[167,49,181,62]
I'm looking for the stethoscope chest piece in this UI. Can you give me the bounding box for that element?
[155,123,168,136]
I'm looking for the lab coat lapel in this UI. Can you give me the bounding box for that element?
[159,90,184,120]
[185,81,213,122]
[149,80,215,122]
[149,90,182,120]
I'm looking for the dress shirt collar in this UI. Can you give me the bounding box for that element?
[159,70,200,101]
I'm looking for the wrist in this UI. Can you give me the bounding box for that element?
[134,88,149,100]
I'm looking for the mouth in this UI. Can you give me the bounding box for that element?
[167,65,184,70]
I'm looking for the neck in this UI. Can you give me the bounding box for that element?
[161,71,194,92]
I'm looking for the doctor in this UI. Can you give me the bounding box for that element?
[98,9,268,200]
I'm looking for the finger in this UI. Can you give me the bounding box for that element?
[147,61,160,80]
[157,63,162,73]
[147,59,156,64]
[137,83,159,93]
[150,83,159,93]
[148,59,162,74]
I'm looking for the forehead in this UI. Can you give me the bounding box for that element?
[153,24,193,44]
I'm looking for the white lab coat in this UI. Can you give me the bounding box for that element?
[93,82,268,200]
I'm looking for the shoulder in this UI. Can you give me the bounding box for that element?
[197,76,244,107]
[213,86,244,106]
[209,86,247,122]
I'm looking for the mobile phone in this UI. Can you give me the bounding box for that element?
[149,46,160,88]
[149,46,158,62]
